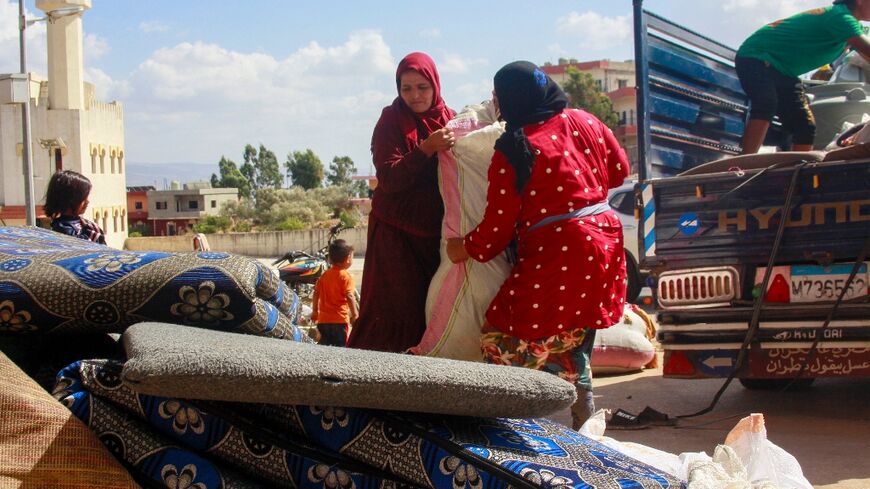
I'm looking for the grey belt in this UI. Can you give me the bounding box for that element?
[527,202,612,232]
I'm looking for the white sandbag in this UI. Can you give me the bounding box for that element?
[409,101,507,361]
[592,304,657,374]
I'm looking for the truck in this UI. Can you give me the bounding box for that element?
[632,0,870,387]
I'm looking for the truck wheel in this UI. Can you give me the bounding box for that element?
[738,378,815,390]
[625,253,641,304]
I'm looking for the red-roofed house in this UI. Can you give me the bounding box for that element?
[126,186,154,235]
[542,59,638,172]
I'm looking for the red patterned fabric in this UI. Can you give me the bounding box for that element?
[464,109,630,341]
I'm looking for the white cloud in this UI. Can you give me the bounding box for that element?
[0,0,47,75]
[419,27,441,39]
[452,79,494,106]
[722,0,818,19]
[719,0,821,30]
[555,11,631,50]
[122,30,398,166]
[84,67,130,101]
[139,20,169,33]
[437,53,488,75]
[688,0,822,48]
[84,33,109,60]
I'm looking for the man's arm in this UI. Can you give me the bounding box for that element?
[847,35,870,64]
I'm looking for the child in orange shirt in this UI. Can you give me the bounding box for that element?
[310,239,359,346]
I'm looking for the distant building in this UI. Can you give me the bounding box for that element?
[349,175,376,214]
[126,185,154,234]
[0,0,128,248]
[147,184,238,236]
[542,59,638,173]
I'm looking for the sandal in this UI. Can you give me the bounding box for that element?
[607,409,650,430]
[637,406,678,427]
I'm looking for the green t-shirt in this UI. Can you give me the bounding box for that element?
[737,4,865,78]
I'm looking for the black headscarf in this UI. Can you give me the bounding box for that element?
[493,61,569,193]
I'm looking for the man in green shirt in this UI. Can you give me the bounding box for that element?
[736,0,870,153]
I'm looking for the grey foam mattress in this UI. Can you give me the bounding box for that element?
[120,322,577,418]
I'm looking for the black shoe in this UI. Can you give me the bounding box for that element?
[637,406,678,427]
[607,409,650,430]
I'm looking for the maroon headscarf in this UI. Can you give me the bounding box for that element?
[389,52,454,147]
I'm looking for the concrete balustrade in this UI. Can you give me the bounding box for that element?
[124,226,370,257]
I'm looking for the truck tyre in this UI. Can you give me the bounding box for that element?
[739,378,815,390]
[625,253,641,304]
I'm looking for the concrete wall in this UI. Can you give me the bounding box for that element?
[124,226,370,257]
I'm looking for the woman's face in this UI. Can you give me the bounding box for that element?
[399,70,434,113]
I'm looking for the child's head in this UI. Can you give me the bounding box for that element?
[43,170,92,218]
[328,239,354,268]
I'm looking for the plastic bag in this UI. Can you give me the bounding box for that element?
[579,410,707,480]
[722,414,813,489]
[577,411,811,488]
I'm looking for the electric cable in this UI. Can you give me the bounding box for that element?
[779,236,870,391]
[678,162,807,419]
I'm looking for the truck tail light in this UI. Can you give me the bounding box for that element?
[663,350,696,376]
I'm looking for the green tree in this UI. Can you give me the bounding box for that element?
[327,156,356,187]
[240,161,256,189]
[285,149,325,190]
[211,156,252,199]
[193,215,232,234]
[351,180,370,198]
[254,145,283,189]
[562,67,619,128]
[240,144,282,191]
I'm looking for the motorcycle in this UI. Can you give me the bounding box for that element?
[271,223,348,306]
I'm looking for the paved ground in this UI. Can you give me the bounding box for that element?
[264,256,870,488]
[547,359,870,488]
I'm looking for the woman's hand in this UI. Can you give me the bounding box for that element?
[420,128,456,156]
[445,237,469,263]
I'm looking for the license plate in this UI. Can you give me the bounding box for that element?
[755,264,869,303]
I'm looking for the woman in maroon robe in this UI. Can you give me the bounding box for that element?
[347,52,456,352]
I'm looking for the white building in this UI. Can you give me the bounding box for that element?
[0,0,128,248]
[147,183,239,236]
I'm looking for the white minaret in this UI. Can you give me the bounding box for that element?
[35,0,91,110]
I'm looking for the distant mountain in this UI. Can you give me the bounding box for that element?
[126,162,218,189]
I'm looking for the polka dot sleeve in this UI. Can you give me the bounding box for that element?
[602,122,630,189]
[464,152,521,263]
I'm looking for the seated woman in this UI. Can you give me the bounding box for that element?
[447,61,630,429]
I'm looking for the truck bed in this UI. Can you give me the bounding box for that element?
[642,158,870,270]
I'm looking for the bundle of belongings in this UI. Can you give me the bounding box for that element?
[411,101,658,374]
[0,226,685,488]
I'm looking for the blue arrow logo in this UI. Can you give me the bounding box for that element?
[678,212,700,236]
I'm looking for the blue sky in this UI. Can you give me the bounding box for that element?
[0,0,827,178]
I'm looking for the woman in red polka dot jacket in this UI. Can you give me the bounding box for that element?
[446,60,630,429]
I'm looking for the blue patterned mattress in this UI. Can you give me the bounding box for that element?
[55,360,685,489]
[2,226,685,488]
[0,227,303,340]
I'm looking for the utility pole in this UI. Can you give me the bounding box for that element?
[18,0,36,226]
